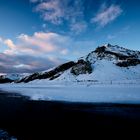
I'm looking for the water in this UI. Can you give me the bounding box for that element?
[0,90,140,139]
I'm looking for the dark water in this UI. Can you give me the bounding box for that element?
[0,90,140,139]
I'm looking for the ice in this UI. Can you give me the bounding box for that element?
[0,83,140,104]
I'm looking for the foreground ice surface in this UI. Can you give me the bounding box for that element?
[0,82,140,104]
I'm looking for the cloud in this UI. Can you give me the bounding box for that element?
[91,4,122,27]
[0,32,71,73]
[30,0,123,33]
[0,31,96,73]
[70,22,87,34]
[2,32,69,56]
[35,0,64,24]
[34,0,84,24]
[4,39,16,50]
[30,0,87,33]
[0,53,66,73]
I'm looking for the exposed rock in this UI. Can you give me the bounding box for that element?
[94,46,106,54]
[0,75,14,84]
[49,73,61,80]
[71,59,92,76]
[116,59,140,67]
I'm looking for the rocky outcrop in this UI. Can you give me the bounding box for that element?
[116,59,140,67]
[0,76,14,83]
[71,59,92,76]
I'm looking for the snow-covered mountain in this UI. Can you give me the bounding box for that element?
[0,73,29,83]
[16,44,140,83]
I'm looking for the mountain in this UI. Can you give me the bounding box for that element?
[0,73,28,83]
[16,44,140,83]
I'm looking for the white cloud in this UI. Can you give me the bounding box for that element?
[32,0,86,32]
[17,33,56,53]
[70,22,87,34]
[4,39,16,50]
[35,0,64,24]
[91,4,122,27]
[0,32,71,56]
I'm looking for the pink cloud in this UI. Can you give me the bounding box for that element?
[1,32,70,56]
[4,39,16,49]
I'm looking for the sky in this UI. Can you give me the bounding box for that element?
[0,0,140,73]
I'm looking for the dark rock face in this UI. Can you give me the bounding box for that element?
[71,59,92,76]
[0,76,14,84]
[17,61,76,83]
[116,59,140,67]
[94,46,106,54]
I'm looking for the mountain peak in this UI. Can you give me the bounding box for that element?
[104,43,112,47]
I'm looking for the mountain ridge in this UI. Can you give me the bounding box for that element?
[0,44,140,83]
[15,44,140,83]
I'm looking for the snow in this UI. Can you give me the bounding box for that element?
[0,82,140,104]
[105,44,140,57]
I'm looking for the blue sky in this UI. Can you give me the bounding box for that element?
[0,0,140,73]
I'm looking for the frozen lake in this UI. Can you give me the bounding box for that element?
[0,83,140,104]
